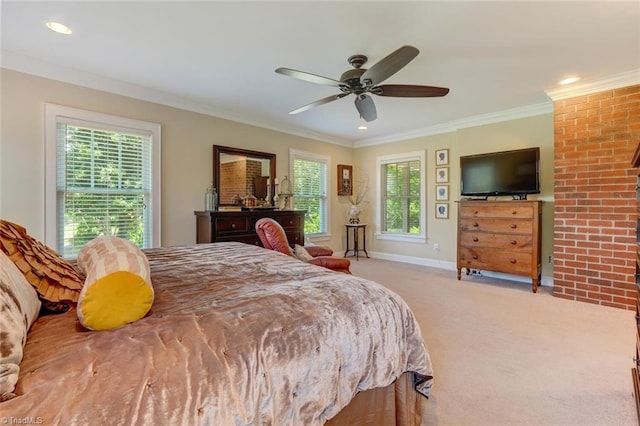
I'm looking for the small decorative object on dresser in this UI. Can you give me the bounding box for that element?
[457,200,542,292]
[204,185,218,211]
[278,176,293,210]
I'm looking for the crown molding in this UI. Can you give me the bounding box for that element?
[8,50,632,150]
[353,122,457,148]
[1,50,351,147]
[545,69,640,101]
[354,102,552,148]
[450,102,552,129]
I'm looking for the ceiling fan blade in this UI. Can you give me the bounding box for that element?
[276,67,344,87]
[289,93,348,115]
[354,94,377,122]
[375,84,450,97]
[360,45,419,87]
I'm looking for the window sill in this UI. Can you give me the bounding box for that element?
[306,233,331,243]
[375,233,426,244]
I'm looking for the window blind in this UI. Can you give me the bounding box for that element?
[382,159,421,234]
[56,122,153,257]
[292,156,328,235]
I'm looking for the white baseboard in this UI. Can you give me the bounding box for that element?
[367,250,457,270]
[367,250,553,288]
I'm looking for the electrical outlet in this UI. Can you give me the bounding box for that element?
[549,255,554,264]
[433,243,439,252]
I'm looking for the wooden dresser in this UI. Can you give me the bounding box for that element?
[194,210,305,247]
[631,142,640,421]
[457,200,542,292]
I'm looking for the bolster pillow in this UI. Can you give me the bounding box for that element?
[76,236,153,331]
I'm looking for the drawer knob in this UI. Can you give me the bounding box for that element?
[474,210,479,215]
[472,254,478,260]
[289,220,293,225]
[510,240,517,245]
[472,237,479,242]
[231,223,236,229]
[509,258,517,264]
[510,224,517,229]
[473,222,479,227]
[512,210,517,215]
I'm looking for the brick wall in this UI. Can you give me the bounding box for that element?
[219,159,264,204]
[246,159,263,196]
[220,160,246,204]
[553,85,640,309]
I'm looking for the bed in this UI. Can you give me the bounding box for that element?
[2,242,433,425]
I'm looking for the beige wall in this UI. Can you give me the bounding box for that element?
[354,113,554,279]
[1,69,554,280]
[0,69,353,248]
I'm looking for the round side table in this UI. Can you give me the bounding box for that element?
[344,223,370,260]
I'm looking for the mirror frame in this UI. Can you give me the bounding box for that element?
[213,145,276,205]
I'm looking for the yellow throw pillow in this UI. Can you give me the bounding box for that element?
[76,236,153,331]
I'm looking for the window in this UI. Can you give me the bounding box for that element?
[290,149,329,236]
[45,104,161,257]
[377,151,426,242]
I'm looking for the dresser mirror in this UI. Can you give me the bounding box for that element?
[213,145,276,205]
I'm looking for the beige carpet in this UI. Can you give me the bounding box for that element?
[348,258,638,426]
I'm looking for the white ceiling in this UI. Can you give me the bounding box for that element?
[2,1,639,146]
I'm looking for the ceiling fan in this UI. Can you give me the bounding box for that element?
[275,45,449,122]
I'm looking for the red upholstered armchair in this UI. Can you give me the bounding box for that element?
[255,218,351,274]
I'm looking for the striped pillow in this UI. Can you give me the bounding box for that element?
[0,251,41,401]
[76,236,154,331]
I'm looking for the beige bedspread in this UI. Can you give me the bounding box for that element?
[3,242,433,425]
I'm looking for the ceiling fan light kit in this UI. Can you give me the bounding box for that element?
[275,45,449,122]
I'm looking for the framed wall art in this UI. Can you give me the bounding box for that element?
[436,185,449,201]
[337,164,353,196]
[435,148,449,166]
[435,203,449,219]
[435,167,449,183]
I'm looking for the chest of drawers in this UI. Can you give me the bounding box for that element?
[195,210,305,247]
[456,200,542,292]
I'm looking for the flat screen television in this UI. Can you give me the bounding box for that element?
[460,147,540,199]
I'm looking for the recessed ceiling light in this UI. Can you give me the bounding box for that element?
[46,21,72,35]
[358,125,367,130]
[559,76,580,85]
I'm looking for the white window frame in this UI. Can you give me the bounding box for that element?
[289,148,331,240]
[376,150,426,243]
[44,103,161,252]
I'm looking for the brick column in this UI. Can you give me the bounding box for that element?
[552,85,639,309]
